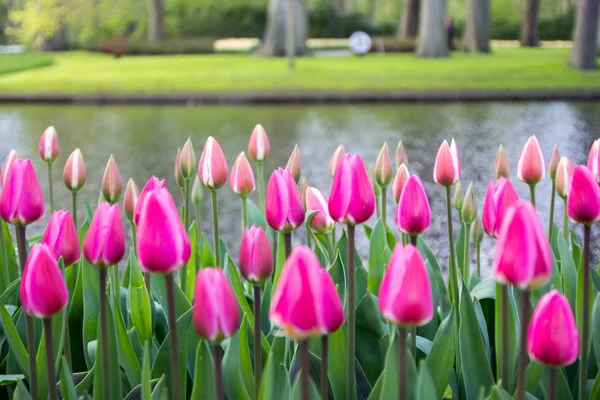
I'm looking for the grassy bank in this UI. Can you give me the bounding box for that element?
[0,48,598,94]
[0,53,55,76]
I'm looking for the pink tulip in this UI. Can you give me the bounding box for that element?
[1,150,18,187]
[20,244,68,318]
[270,246,343,338]
[238,225,273,285]
[395,141,408,169]
[329,145,345,177]
[248,124,270,162]
[179,138,196,179]
[101,155,123,204]
[555,157,574,200]
[63,148,86,192]
[133,176,166,225]
[300,178,309,209]
[328,153,375,225]
[230,152,255,197]
[495,144,510,180]
[193,267,240,343]
[522,202,552,289]
[395,175,431,235]
[137,188,191,273]
[433,139,460,186]
[0,159,45,226]
[482,177,520,238]
[174,148,185,188]
[567,165,600,225]
[379,244,433,326]
[38,126,59,162]
[83,203,125,267]
[305,187,335,234]
[549,145,560,181]
[392,164,410,204]
[199,136,228,190]
[123,179,139,221]
[528,290,579,366]
[285,145,301,183]
[587,139,599,180]
[42,210,80,266]
[517,136,545,185]
[265,168,305,232]
[375,142,393,187]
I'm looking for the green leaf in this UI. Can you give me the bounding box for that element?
[223,317,254,400]
[36,308,66,400]
[112,294,142,387]
[150,272,191,321]
[59,357,78,400]
[378,330,418,400]
[416,362,437,399]
[325,325,347,400]
[13,379,30,400]
[272,232,286,292]
[199,232,216,268]
[494,283,518,393]
[84,198,94,223]
[81,247,100,369]
[355,293,387,385]
[1,219,19,291]
[151,375,166,400]
[576,261,595,358]
[592,295,600,371]
[185,222,198,300]
[92,304,123,400]
[246,199,268,231]
[0,374,25,386]
[485,384,513,400]
[591,373,600,400]
[128,251,152,344]
[290,370,320,400]
[141,342,151,400]
[74,364,95,395]
[425,310,455,399]
[367,219,391,295]
[191,340,215,399]
[418,237,451,318]
[0,303,28,378]
[557,233,577,311]
[471,279,496,300]
[259,336,290,400]
[327,252,346,307]
[0,277,20,304]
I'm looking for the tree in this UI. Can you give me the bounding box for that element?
[147,0,163,41]
[257,0,309,57]
[399,0,420,38]
[520,0,540,46]
[464,0,491,53]
[570,0,600,70]
[416,0,448,57]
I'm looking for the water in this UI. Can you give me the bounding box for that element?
[1,102,599,277]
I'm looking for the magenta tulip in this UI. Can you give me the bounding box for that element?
[38,126,59,163]
[1,149,18,187]
[248,124,270,162]
[395,175,431,235]
[230,152,255,197]
[318,267,345,334]
[433,139,460,186]
[238,225,273,285]
[101,155,123,204]
[63,148,86,192]
[482,177,520,238]
[198,136,228,190]
[555,157,574,200]
[42,210,80,266]
[392,163,410,204]
[83,203,125,267]
[517,136,545,185]
[522,203,552,288]
[329,145,345,177]
[305,187,335,234]
[0,159,45,226]
[133,176,166,225]
[265,168,305,232]
[567,165,600,225]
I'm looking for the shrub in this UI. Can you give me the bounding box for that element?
[83,38,215,55]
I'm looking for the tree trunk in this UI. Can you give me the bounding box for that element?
[570,0,600,69]
[520,0,540,46]
[464,0,491,53]
[399,0,420,38]
[40,23,68,51]
[147,0,163,41]
[257,0,309,57]
[416,0,448,57]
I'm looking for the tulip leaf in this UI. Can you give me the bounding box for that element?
[367,219,391,296]
[0,374,25,386]
[185,222,198,301]
[571,230,582,268]
[592,294,600,371]
[494,282,518,393]
[223,317,253,400]
[471,279,496,300]
[190,340,215,399]
[81,253,100,369]
[418,237,451,319]
[0,219,19,293]
[0,304,28,379]
[272,232,286,291]
[74,364,95,395]
[290,371,320,400]
[92,303,122,400]
[425,310,455,399]
[576,260,595,359]
[13,379,30,400]
[377,328,418,400]
[327,252,346,306]
[199,232,215,268]
[151,374,167,399]
[128,251,152,345]
[141,342,151,400]
[111,294,142,387]
[592,375,600,400]
[325,325,348,400]
[150,272,191,321]
[259,336,290,400]
[0,277,20,305]
[356,293,388,385]
[35,305,66,399]
[246,199,268,231]
[485,384,513,400]
[59,357,78,400]
[416,362,437,400]
[557,233,577,311]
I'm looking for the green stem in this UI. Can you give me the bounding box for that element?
[182,179,191,291]
[283,231,293,370]
[398,327,407,400]
[563,199,569,241]
[375,194,381,220]
[211,190,221,267]
[71,191,78,229]
[346,225,356,400]
[43,318,57,400]
[548,180,555,240]
[196,205,202,239]
[529,184,536,207]
[241,196,248,231]
[516,290,531,400]
[476,244,481,278]
[579,225,591,400]
[320,336,328,400]
[326,232,336,264]
[409,235,417,246]
[284,232,292,259]
[306,230,312,249]
[213,345,224,400]
[47,161,54,214]
[548,367,557,400]
[410,326,417,361]
[253,286,261,400]
[381,185,387,229]
[445,186,461,380]
[401,232,408,246]
[300,340,310,400]
[63,316,72,369]
[501,285,509,390]
[464,223,471,286]
[98,267,110,399]
[0,221,9,292]
[257,162,265,214]
[165,273,181,400]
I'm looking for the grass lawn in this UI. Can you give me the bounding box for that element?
[0,53,55,76]
[0,48,599,94]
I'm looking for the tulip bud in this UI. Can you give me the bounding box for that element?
[199,136,228,190]
[238,225,274,285]
[230,152,255,197]
[300,178,309,209]
[453,181,464,214]
[395,175,431,235]
[134,176,166,225]
[329,154,376,225]
[567,165,600,225]
[548,145,560,181]
[461,183,477,224]
[527,290,579,367]
[587,139,599,180]
[482,177,520,238]
[306,187,335,234]
[525,202,552,289]
[285,144,301,184]
[123,179,140,221]
[395,141,408,169]
[392,164,410,204]
[83,203,125,267]
[266,168,305,232]
[1,149,18,187]
[38,126,59,163]
[555,157,574,200]
[433,139,460,186]
[193,267,240,343]
[317,267,345,334]
[42,210,81,266]
[191,176,203,207]
[137,188,191,273]
[20,244,68,318]
[0,159,45,226]
[369,164,381,198]
[517,135,545,185]
[63,148,86,192]
[472,218,484,245]
[248,124,270,162]
[329,145,345,177]
[179,138,196,179]
[375,142,393,187]
[495,144,510,180]
[174,148,185,188]
[379,244,433,326]
[102,155,123,204]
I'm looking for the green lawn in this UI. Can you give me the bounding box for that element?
[0,48,599,94]
[0,53,55,76]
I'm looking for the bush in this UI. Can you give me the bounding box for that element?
[368,37,415,53]
[83,38,215,56]
[489,10,574,40]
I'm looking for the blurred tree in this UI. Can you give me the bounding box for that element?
[399,0,419,38]
[147,0,163,40]
[569,0,599,69]
[416,0,448,57]
[464,0,490,52]
[257,0,309,56]
[520,0,539,46]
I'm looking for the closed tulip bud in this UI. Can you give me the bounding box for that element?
[83,203,125,267]
[285,144,301,184]
[567,165,600,225]
[42,210,80,266]
[123,179,139,221]
[174,148,185,188]
[179,138,196,179]
[495,144,510,180]
[134,176,166,225]
[461,183,477,224]
[555,157,574,199]
[517,135,545,185]
[102,155,122,204]
[453,181,464,213]
[0,159,44,226]
[379,244,433,326]
[63,148,86,192]
[230,152,255,197]
[472,218,484,244]
[549,145,560,181]
[587,139,599,180]
[395,141,408,169]
[375,142,393,187]
[270,246,344,338]
[137,188,191,273]
[369,164,381,197]
[193,267,240,343]
[1,149,18,187]
[238,225,273,285]
[527,290,579,367]
[199,137,228,190]
[248,124,270,162]
[191,175,203,206]
[329,145,345,177]
[38,126,59,162]
[433,139,460,186]
[395,175,431,235]
[300,178,309,209]
[329,154,376,225]
[482,177,520,238]
[266,168,305,232]
[392,164,410,204]
[306,187,335,234]
[20,244,68,318]
[523,202,552,289]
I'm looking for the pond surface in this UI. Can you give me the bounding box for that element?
[1,102,599,277]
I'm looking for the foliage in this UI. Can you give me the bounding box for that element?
[0,53,54,75]
[83,38,216,55]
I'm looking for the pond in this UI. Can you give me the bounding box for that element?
[1,102,599,276]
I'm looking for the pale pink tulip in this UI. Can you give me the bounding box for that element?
[38,126,59,162]
[101,155,122,204]
[199,137,228,190]
[285,144,301,183]
[179,138,196,179]
[63,148,86,192]
[495,144,510,180]
[549,145,560,180]
[392,164,410,204]
[555,157,574,200]
[305,187,335,234]
[375,142,393,187]
[123,179,140,221]
[248,124,270,162]
[230,152,255,197]
[517,136,545,185]
[433,139,460,186]
[395,141,408,169]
